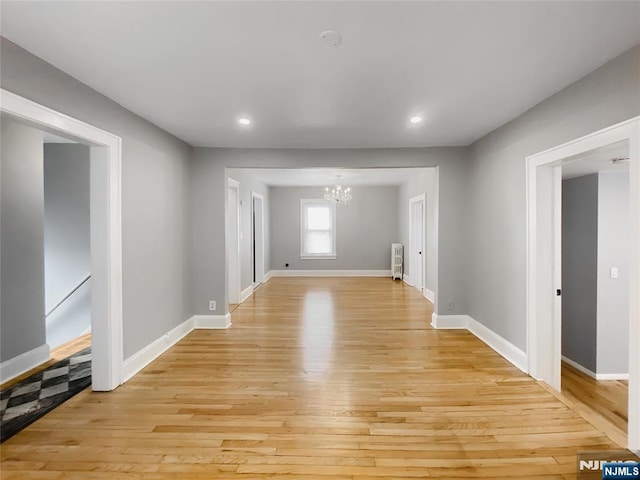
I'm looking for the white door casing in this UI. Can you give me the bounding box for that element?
[526,116,640,450]
[0,88,123,391]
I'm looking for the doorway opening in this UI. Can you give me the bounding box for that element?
[409,194,426,294]
[0,89,123,392]
[252,191,265,287]
[526,116,639,450]
[227,178,241,305]
[43,137,92,358]
[559,140,630,446]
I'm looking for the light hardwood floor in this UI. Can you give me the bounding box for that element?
[561,361,628,446]
[0,278,627,479]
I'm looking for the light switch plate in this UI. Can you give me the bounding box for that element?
[610,267,619,279]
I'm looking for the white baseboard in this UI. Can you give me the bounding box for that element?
[431,314,527,373]
[424,288,435,303]
[431,313,467,329]
[561,355,597,379]
[466,316,527,373]
[192,314,232,329]
[240,285,253,303]
[403,274,412,286]
[270,269,391,277]
[122,313,232,383]
[561,356,628,380]
[0,343,50,383]
[263,271,273,282]
[122,318,193,382]
[596,372,629,381]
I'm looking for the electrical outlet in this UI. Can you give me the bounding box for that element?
[209,300,216,311]
[447,301,454,311]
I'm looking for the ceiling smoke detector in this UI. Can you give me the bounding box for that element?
[319,30,342,47]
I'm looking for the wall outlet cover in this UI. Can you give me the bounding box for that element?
[209,301,216,311]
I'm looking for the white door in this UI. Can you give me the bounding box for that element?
[552,166,563,391]
[227,181,240,304]
[410,197,425,291]
[252,193,265,285]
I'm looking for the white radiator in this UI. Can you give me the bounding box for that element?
[391,243,403,280]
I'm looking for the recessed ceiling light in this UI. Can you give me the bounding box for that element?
[410,116,423,124]
[238,117,251,126]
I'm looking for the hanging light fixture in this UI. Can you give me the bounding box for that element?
[324,175,352,206]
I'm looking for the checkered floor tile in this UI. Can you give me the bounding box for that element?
[0,347,91,442]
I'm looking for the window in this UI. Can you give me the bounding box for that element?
[300,199,336,259]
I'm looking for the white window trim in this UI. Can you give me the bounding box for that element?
[300,199,336,259]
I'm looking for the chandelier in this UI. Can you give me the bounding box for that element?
[324,176,352,206]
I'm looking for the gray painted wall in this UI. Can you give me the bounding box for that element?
[597,172,630,374]
[561,174,598,372]
[43,144,90,313]
[191,147,470,316]
[0,118,46,362]
[467,44,640,351]
[226,169,270,293]
[1,37,194,359]
[398,168,438,294]
[269,186,398,271]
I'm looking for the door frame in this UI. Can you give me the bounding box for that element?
[226,177,241,305]
[526,116,640,450]
[409,194,426,291]
[251,191,265,285]
[0,88,123,391]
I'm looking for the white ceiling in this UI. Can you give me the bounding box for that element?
[238,168,428,187]
[2,1,639,148]
[562,140,630,179]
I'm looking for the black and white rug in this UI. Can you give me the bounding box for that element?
[0,347,91,442]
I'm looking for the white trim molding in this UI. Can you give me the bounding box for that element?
[561,356,629,381]
[467,316,528,373]
[0,344,50,384]
[526,115,640,450]
[423,288,435,303]
[240,285,254,303]
[193,314,232,329]
[121,318,193,383]
[561,355,597,379]
[263,271,273,282]
[431,314,527,373]
[122,314,232,382]
[431,313,467,329]
[403,274,412,286]
[597,373,629,381]
[1,88,123,392]
[271,270,392,277]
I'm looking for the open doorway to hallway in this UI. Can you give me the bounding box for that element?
[1,89,123,393]
[560,140,630,446]
[43,134,92,358]
[526,116,639,451]
[225,167,439,317]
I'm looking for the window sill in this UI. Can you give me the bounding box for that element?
[300,255,336,260]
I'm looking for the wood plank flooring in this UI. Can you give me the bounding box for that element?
[561,361,628,446]
[0,278,627,478]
